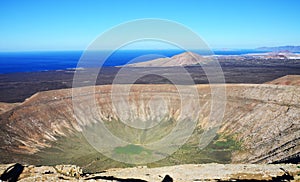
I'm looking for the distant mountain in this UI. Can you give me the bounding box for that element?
[126,52,205,67]
[256,46,300,52]
[125,50,300,68]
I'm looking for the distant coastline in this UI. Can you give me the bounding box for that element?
[0,48,299,74]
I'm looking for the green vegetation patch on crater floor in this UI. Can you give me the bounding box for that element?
[210,134,242,151]
[14,120,242,173]
[103,118,177,144]
[147,131,242,168]
[114,144,152,155]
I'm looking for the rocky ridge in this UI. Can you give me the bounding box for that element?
[266,75,300,86]
[0,82,299,164]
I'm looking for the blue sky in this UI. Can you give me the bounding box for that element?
[0,0,300,51]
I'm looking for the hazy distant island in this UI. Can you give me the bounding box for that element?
[256,45,300,52]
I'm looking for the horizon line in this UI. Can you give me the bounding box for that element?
[1,45,300,53]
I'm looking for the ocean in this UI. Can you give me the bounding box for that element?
[0,49,267,74]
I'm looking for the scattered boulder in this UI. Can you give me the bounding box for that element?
[162,174,173,182]
[0,163,24,182]
[54,165,82,178]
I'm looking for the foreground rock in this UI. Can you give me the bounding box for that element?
[0,163,299,181]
